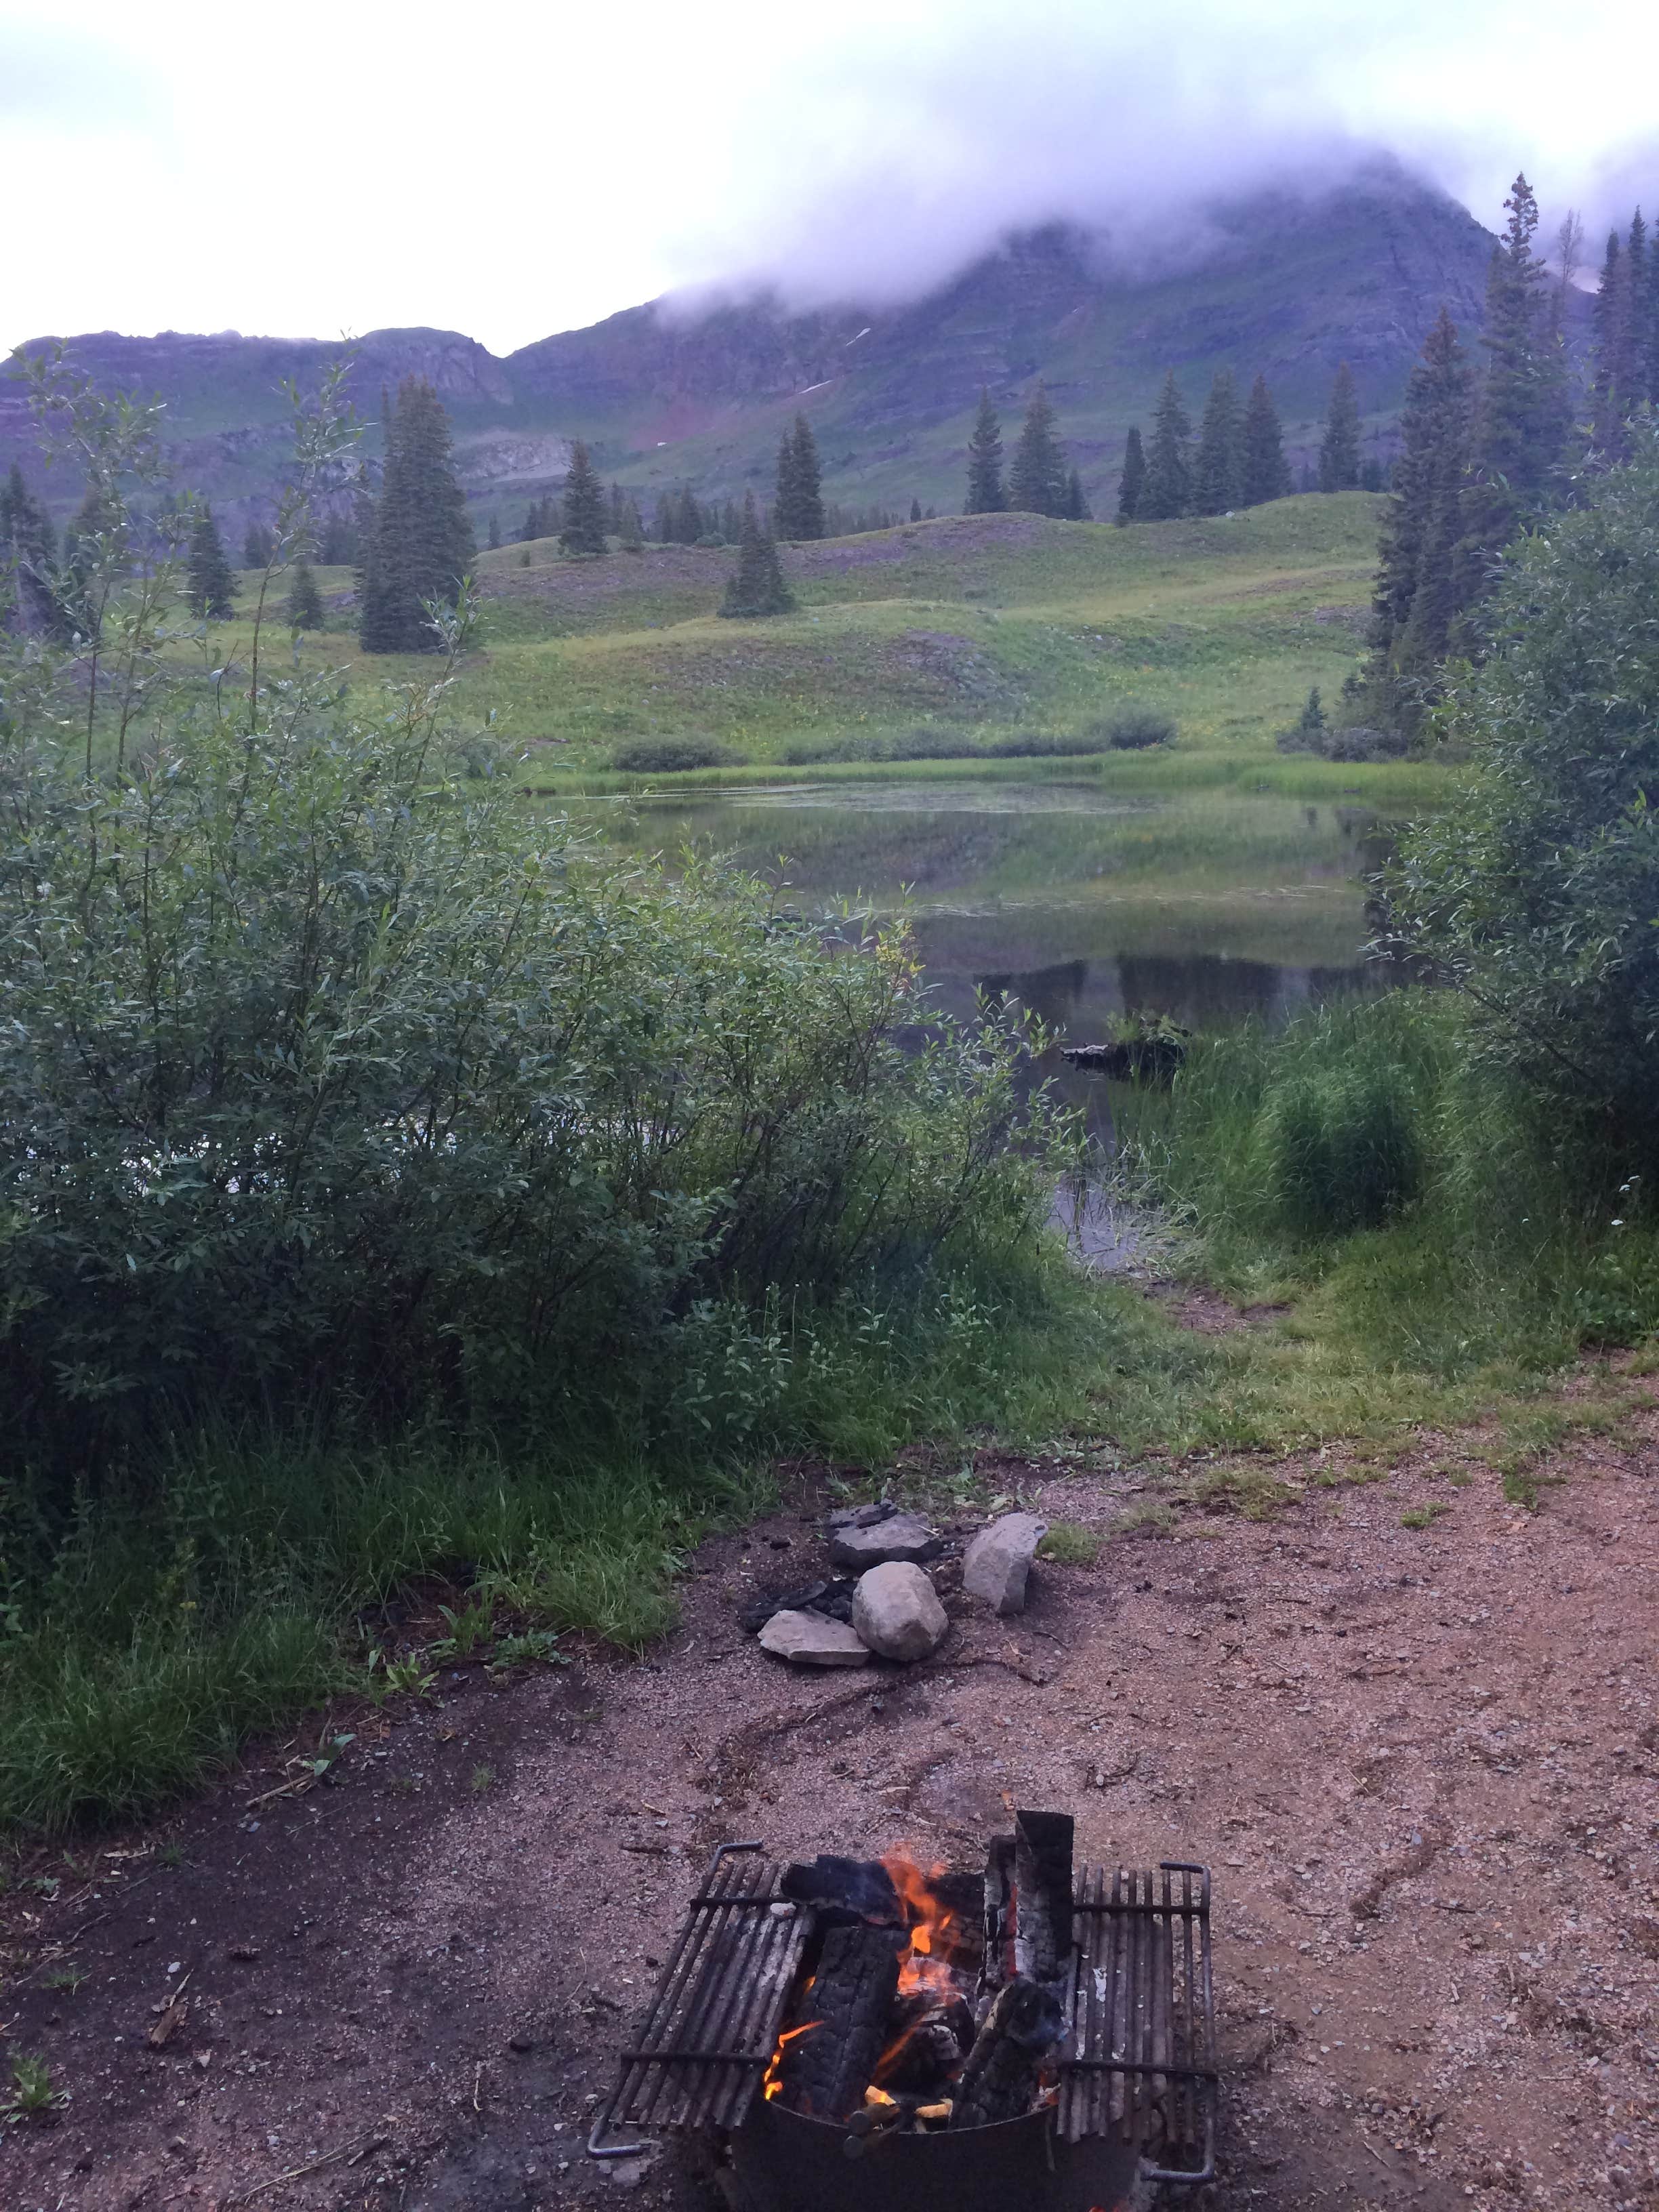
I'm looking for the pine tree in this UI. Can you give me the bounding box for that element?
[285,558,325,631]
[1317,363,1361,491]
[1591,228,1629,451]
[1453,176,1570,629]
[1139,373,1192,520]
[964,389,1005,513]
[1062,468,1091,520]
[1008,384,1068,516]
[774,415,825,540]
[1,462,62,635]
[487,513,501,550]
[186,504,236,618]
[243,519,274,570]
[1193,370,1242,514]
[1370,306,1473,701]
[719,491,794,617]
[909,497,922,523]
[559,441,607,556]
[1115,427,1145,524]
[358,379,476,652]
[1241,383,1290,503]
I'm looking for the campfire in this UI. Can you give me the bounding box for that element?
[590,1811,1216,2211]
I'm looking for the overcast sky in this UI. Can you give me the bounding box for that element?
[3,0,1656,359]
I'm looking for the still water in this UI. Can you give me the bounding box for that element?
[569,777,1394,1139]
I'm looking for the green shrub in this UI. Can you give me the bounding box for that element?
[1090,707,1176,749]
[610,735,738,772]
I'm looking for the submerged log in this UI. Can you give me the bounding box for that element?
[947,1975,1065,2129]
[778,1923,903,2122]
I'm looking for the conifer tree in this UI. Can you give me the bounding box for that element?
[619,498,644,550]
[1062,468,1091,520]
[1,462,62,635]
[522,504,539,542]
[1139,373,1192,520]
[1591,228,1628,450]
[1193,370,1242,514]
[186,504,236,618]
[559,441,607,556]
[358,379,476,652]
[909,497,922,522]
[351,465,380,640]
[487,514,501,550]
[243,519,274,570]
[775,415,825,539]
[719,491,794,617]
[964,389,1005,513]
[285,558,325,631]
[1453,176,1570,628]
[1317,363,1362,491]
[608,483,625,535]
[1240,375,1291,506]
[1115,427,1145,524]
[319,512,355,566]
[1008,384,1068,516]
[1370,306,1473,705]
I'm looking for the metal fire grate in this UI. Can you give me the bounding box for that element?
[1059,1861,1216,2182]
[590,1843,806,2156]
[591,1841,1216,2183]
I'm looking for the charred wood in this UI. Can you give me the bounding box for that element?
[947,1975,1065,2130]
[778,1924,903,2122]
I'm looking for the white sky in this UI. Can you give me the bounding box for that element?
[3,0,1656,357]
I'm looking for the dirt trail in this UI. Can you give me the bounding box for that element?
[3,1411,1656,2212]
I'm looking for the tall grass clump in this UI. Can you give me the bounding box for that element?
[0,357,1085,1831]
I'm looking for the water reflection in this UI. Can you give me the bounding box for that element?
[566,777,1397,1144]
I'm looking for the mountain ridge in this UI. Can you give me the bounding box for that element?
[3,161,1507,532]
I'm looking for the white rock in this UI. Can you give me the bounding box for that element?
[827,1512,939,1570]
[852,1562,949,1662]
[757,1610,871,1667]
[962,1512,1048,1616]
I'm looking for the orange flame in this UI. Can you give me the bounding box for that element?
[762,2019,821,2102]
[882,1853,962,2000]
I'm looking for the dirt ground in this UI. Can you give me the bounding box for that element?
[3,1389,1656,2212]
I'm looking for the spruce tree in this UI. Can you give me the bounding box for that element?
[1062,468,1091,520]
[619,499,644,551]
[774,428,800,538]
[1453,176,1570,629]
[319,512,355,565]
[719,491,794,617]
[1115,427,1145,524]
[1193,370,1242,514]
[1139,373,1192,520]
[1,462,62,635]
[1240,375,1291,506]
[243,519,274,570]
[964,389,1005,513]
[1591,228,1628,451]
[285,558,325,631]
[559,441,607,556]
[186,504,237,618]
[775,415,825,539]
[358,379,476,652]
[1317,363,1361,491]
[1370,306,1473,705]
[909,497,922,523]
[487,514,501,551]
[1008,384,1068,516]
[523,504,539,542]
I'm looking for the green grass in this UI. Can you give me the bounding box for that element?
[206,499,1413,791]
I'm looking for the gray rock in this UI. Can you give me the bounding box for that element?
[961,1512,1048,1616]
[852,1562,949,1662]
[828,1511,942,1570]
[757,1610,871,1667]
[826,1499,897,1530]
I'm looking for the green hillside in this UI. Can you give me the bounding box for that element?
[234,493,1408,796]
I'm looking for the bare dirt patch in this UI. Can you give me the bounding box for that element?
[3,1417,1656,2212]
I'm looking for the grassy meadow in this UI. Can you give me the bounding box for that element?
[219,494,1424,794]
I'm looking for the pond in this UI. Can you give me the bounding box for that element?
[567,777,1397,1143]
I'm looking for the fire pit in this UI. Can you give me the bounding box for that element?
[588,1811,1216,2210]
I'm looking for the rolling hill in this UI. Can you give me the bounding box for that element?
[3,157,1502,538]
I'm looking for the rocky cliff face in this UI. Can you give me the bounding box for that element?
[2,164,1513,527]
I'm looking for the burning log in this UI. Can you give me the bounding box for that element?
[777,1923,903,2123]
[947,1974,1065,2130]
[872,1992,974,2093]
[1012,1809,1074,1994]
